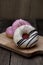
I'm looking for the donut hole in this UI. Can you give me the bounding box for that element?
[22,33,29,39]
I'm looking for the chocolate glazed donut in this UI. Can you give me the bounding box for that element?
[13,25,39,48]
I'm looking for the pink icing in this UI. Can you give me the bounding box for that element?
[6,26,13,37]
[12,19,30,33]
[6,19,30,38]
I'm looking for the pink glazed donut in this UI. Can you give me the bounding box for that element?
[12,19,30,34]
[6,26,13,38]
[6,19,30,38]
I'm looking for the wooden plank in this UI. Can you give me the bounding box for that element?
[0,0,31,19]
[0,32,43,57]
[30,0,43,19]
[10,52,24,65]
[10,52,43,65]
[0,47,10,65]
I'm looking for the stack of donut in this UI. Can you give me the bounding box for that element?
[6,19,39,48]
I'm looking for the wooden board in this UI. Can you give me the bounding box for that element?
[0,33,43,57]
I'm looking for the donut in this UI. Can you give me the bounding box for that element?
[6,19,29,38]
[12,19,30,34]
[13,25,38,48]
[6,26,13,38]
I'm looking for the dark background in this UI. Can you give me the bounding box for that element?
[0,0,43,35]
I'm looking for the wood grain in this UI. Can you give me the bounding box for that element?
[30,0,43,19]
[10,52,43,65]
[0,47,10,65]
[0,32,43,57]
[0,0,31,19]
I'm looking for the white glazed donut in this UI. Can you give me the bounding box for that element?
[13,25,38,48]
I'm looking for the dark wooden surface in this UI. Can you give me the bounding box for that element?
[10,52,43,65]
[0,20,43,65]
[0,47,10,65]
[0,0,43,19]
[0,47,43,65]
